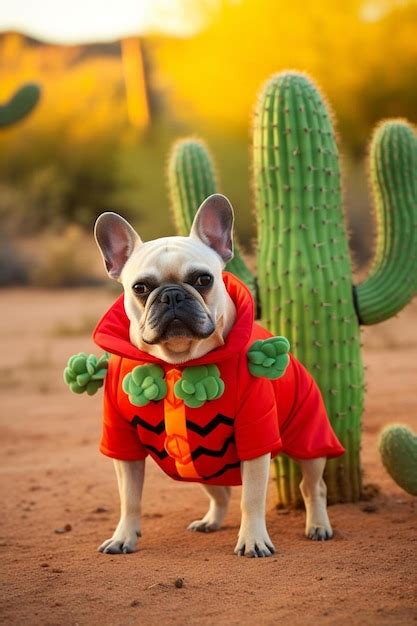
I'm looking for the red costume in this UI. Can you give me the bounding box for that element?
[93,273,344,486]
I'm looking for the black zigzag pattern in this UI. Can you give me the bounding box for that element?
[131,415,165,434]
[191,435,235,461]
[185,413,234,437]
[202,461,241,481]
[143,443,168,460]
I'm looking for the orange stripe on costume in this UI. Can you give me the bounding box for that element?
[163,369,201,480]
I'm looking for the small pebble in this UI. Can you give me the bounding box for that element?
[52,568,63,573]
[40,563,49,568]
[174,578,184,588]
[54,524,72,534]
[130,600,141,607]
[94,507,109,514]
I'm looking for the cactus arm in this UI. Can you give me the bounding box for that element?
[379,424,417,496]
[0,83,41,128]
[254,72,364,505]
[168,138,257,298]
[354,121,417,325]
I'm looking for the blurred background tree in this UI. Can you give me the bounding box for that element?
[0,0,416,284]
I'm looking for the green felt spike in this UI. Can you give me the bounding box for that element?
[174,365,224,408]
[64,352,109,396]
[379,424,417,496]
[122,364,166,407]
[247,337,290,379]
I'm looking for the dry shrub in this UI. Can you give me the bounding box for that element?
[30,225,101,287]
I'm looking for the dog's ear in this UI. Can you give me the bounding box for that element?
[94,212,142,279]
[190,194,234,264]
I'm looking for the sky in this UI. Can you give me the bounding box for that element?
[0,0,207,43]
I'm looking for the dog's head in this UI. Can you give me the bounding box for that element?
[95,194,237,364]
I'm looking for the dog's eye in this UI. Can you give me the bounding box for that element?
[132,283,149,296]
[194,274,213,288]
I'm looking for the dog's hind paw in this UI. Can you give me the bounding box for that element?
[187,519,221,533]
[306,525,333,541]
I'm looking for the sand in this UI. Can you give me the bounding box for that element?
[0,288,416,626]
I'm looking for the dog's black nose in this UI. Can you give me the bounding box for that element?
[160,287,186,307]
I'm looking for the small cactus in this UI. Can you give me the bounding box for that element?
[122,364,167,406]
[247,337,290,379]
[174,365,224,408]
[64,352,109,395]
[379,424,417,496]
[0,83,41,128]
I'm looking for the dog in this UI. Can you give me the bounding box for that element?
[93,193,344,557]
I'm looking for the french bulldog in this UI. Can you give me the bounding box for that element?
[93,194,334,557]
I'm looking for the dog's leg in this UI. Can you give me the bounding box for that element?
[98,459,144,554]
[187,485,231,533]
[234,453,275,557]
[298,457,333,541]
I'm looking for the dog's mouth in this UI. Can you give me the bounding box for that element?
[142,317,214,345]
[141,285,215,346]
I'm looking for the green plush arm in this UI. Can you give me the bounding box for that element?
[122,364,167,407]
[64,352,109,395]
[174,365,224,408]
[247,337,290,379]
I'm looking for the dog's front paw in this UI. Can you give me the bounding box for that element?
[98,518,141,554]
[234,521,275,558]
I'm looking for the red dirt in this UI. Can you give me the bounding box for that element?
[1,288,416,626]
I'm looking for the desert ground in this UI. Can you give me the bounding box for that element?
[0,287,416,626]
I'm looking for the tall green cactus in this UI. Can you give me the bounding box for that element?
[254,72,365,504]
[254,73,416,505]
[167,71,417,505]
[168,139,257,299]
[0,83,41,128]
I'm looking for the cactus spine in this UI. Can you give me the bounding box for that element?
[0,83,40,128]
[168,139,257,298]
[167,71,417,506]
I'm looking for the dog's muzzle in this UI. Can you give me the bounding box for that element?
[142,284,215,344]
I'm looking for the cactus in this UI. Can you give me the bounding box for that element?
[379,425,417,496]
[354,121,417,323]
[0,83,40,128]
[254,73,416,505]
[167,71,417,505]
[168,139,257,299]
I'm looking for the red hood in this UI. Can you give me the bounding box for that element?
[93,272,255,366]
